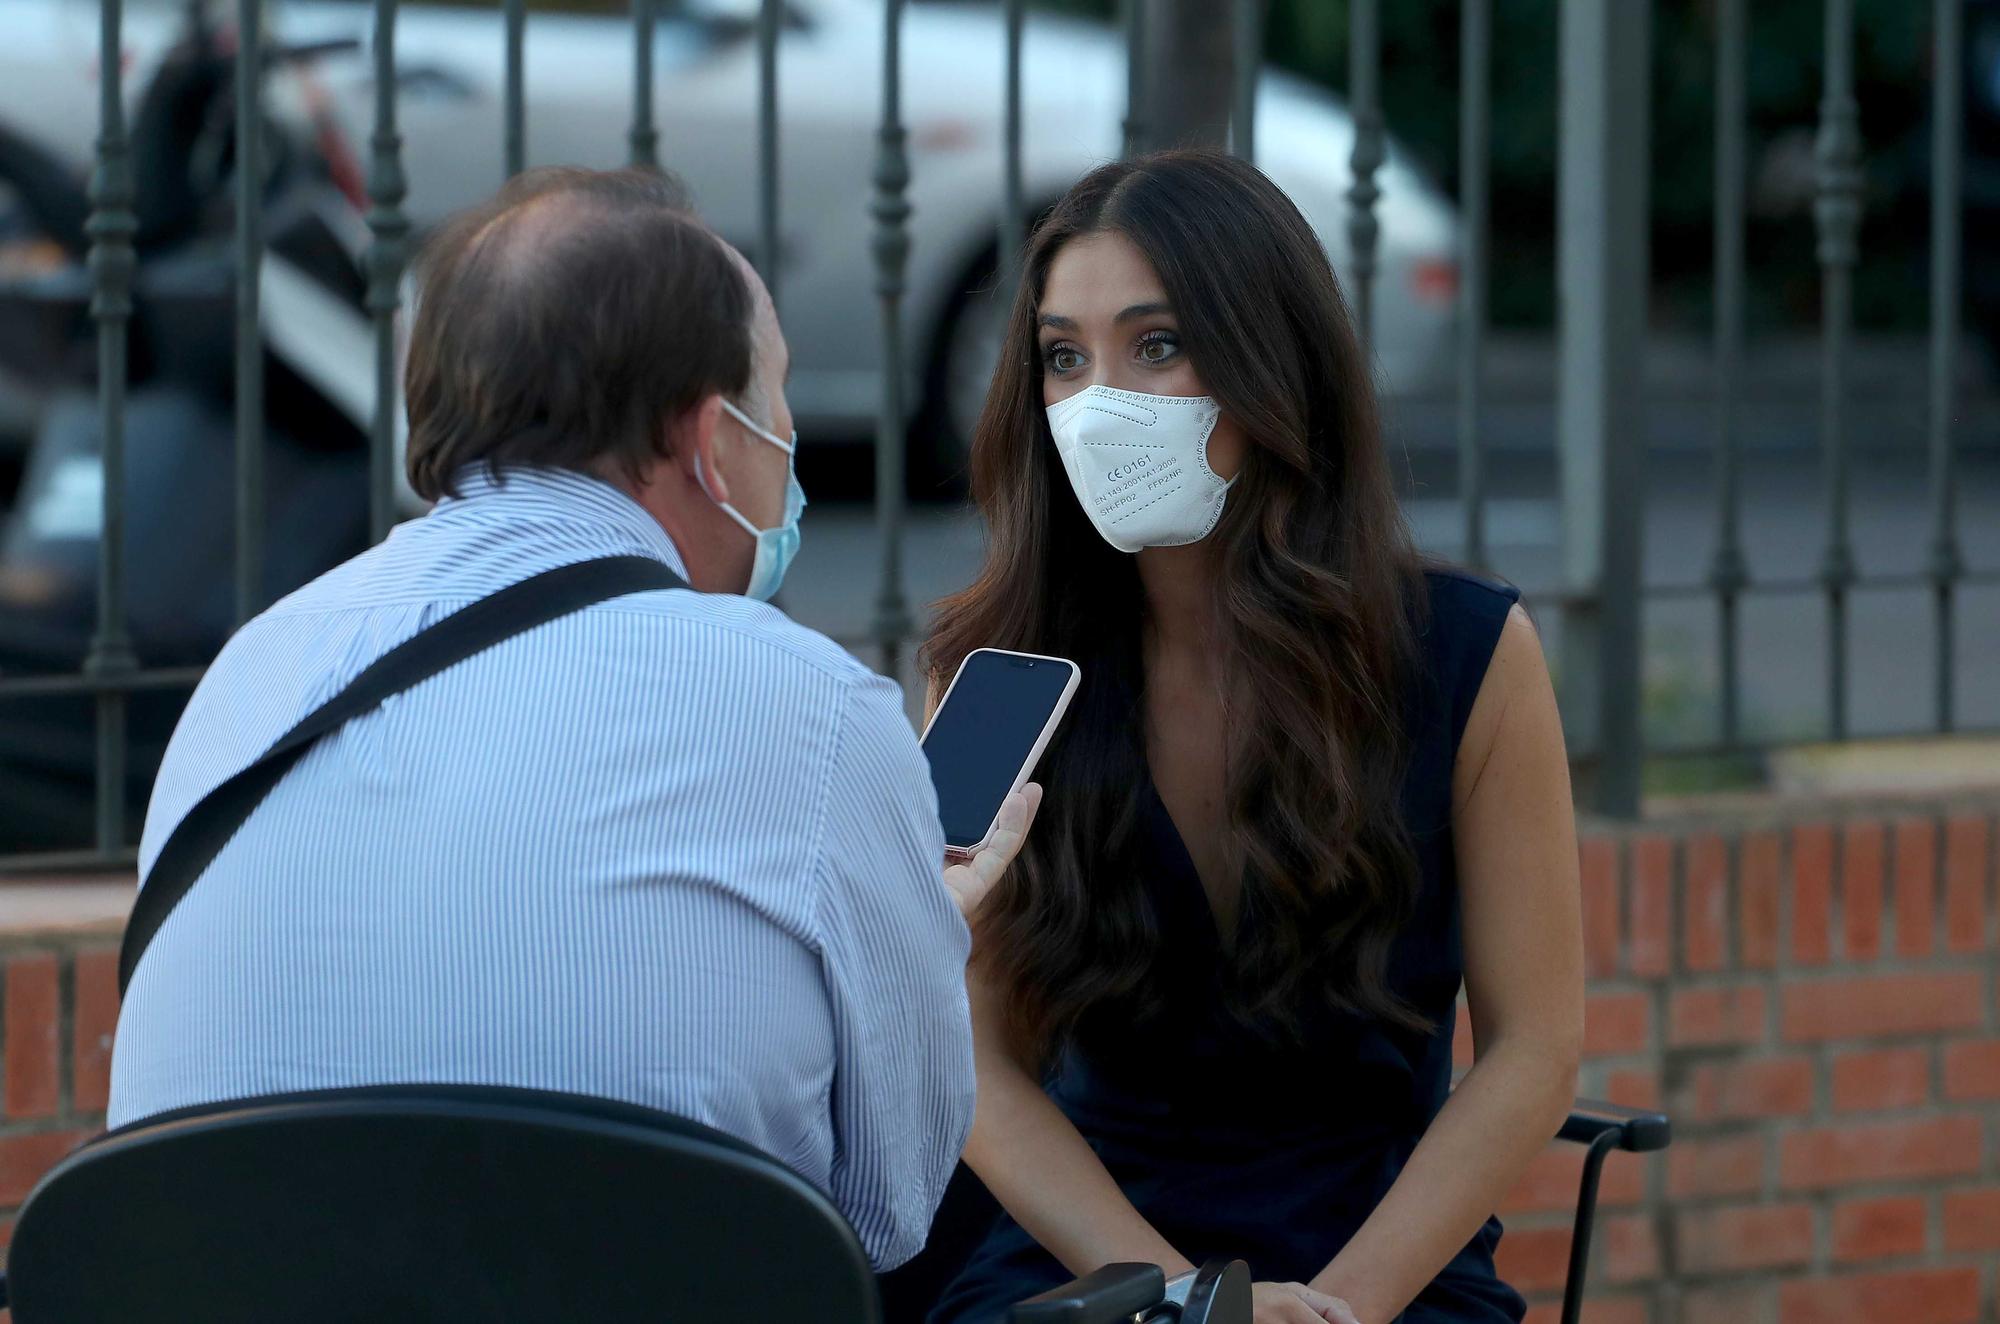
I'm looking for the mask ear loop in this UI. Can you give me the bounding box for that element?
[693,452,766,539]
[719,397,797,455]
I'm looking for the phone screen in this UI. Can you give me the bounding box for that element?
[921,651,1076,851]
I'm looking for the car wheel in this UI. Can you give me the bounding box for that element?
[943,274,1010,462]
[916,255,1007,498]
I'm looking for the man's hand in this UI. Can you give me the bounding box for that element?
[941,783,1043,919]
[1252,1282,1361,1324]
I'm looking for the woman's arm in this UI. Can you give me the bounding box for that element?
[961,964,1197,1280]
[1308,606,1585,1323]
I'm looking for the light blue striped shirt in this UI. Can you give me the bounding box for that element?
[109,466,972,1269]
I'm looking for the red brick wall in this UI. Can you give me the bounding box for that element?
[0,937,118,1258]
[0,805,1993,1322]
[1478,805,2000,1324]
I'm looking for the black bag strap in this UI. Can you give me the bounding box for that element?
[118,555,688,996]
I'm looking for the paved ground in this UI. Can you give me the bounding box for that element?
[785,335,2000,755]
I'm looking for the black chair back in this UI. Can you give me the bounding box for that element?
[5,1084,881,1324]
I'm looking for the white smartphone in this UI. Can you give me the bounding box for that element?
[919,647,1082,860]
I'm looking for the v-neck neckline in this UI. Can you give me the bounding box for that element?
[1139,767,1235,953]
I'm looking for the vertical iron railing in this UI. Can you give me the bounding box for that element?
[758,0,782,304]
[504,0,527,176]
[1457,0,1490,571]
[1121,0,1147,158]
[1000,0,1032,298]
[1000,0,1026,297]
[1813,0,1861,742]
[234,0,265,624]
[1345,0,1383,348]
[16,0,2000,875]
[630,0,659,169]
[84,0,140,856]
[1709,0,1748,747]
[1231,0,1262,162]
[1556,0,1649,816]
[871,0,913,680]
[367,0,409,545]
[1927,0,1964,733]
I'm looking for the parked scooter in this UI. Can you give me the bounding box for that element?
[0,5,379,855]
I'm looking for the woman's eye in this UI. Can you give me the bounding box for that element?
[1045,345,1085,374]
[1137,334,1180,364]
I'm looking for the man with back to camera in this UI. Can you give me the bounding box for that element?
[106,167,1037,1269]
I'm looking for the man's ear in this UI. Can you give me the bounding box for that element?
[674,393,729,505]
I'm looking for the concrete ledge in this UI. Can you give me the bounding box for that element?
[0,877,132,942]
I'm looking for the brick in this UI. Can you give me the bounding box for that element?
[4,954,60,1119]
[1779,1116,1983,1189]
[1893,819,1938,957]
[1781,971,1985,1042]
[1677,1202,1813,1273]
[1682,1057,1814,1121]
[0,1129,90,1205]
[1943,1039,2000,1101]
[1941,1187,2000,1253]
[1778,1268,1978,1324]
[1791,823,1834,964]
[1580,837,1621,978]
[1605,1069,1660,1110]
[1584,992,1651,1058]
[71,947,119,1114]
[1503,1144,1645,1215]
[1629,836,1672,978]
[1683,834,1728,972]
[1739,830,1782,970]
[1842,821,1885,960]
[1943,816,1989,953]
[1600,1214,1658,1284]
[1832,1195,1927,1262]
[1679,1285,1772,1324]
[1831,1047,1932,1112]
[1668,985,1766,1048]
[1494,1224,1571,1294]
[1668,1134,1766,1199]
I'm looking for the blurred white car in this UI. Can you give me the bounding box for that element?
[3,0,1459,478]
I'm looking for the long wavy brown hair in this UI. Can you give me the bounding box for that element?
[924,150,1432,1063]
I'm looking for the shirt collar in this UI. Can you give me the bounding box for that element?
[430,465,692,580]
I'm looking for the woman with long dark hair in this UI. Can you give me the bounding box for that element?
[921,151,1583,1324]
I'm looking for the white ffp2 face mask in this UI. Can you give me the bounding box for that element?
[1045,385,1232,554]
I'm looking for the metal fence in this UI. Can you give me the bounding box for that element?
[1,0,1989,871]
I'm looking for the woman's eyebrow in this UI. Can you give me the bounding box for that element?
[1038,303,1172,331]
[1115,301,1172,323]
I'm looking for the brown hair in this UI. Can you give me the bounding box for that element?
[403,167,754,501]
[924,150,1431,1062]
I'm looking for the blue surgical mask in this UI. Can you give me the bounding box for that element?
[702,398,805,602]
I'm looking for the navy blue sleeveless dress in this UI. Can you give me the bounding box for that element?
[927,569,1528,1324]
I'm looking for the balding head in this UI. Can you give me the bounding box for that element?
[718,239,783,428]
[403,167,757,501]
